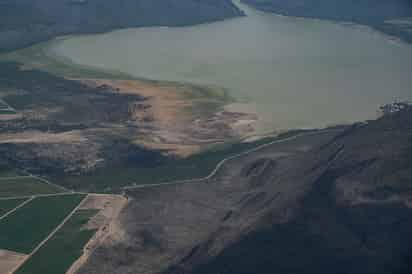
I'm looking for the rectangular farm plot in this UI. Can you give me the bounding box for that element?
[0,100,8,108]
[0,99,17,114]
[0,109,17,114]
[0,177,64,198]
[0,194,85,254]
[0,198,27,217]
[15,209,98,274]
[0,167,25,178]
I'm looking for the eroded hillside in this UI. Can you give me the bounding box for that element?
[76,107,412,274]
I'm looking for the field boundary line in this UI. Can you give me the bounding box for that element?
[20,170,71,192]
[0,197,34,221]
[0,176,32,181]
[11,194,89,274]
[123,129,343,190]
[0,98,17,112]
[0,192,86,201]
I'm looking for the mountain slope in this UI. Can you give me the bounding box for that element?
[177,108,412,274]
[77,107,412,274]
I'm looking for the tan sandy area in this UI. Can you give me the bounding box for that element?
[66,194,127,274]
[80,79,190,124]
[0,114,22,121]
[78,79,258,157]
[0,249,27,274]
[0,130,86,144]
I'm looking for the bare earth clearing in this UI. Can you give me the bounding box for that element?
[67,194,127,274]
[79,79,257,157]
[0,250,26,274]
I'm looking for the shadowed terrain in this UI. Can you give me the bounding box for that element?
[76,106,412,274]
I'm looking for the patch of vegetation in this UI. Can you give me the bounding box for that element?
[0,198,27,216]
[0,194,85,254]
[0,109,16,114]
[15,209,98,274]
[1,41,135,79]
[0,61,143,124]
[0,177,64,198]
[2,94,33,110]
[0,100,8,108]
[0,167,24,178]
[58,130,310,191]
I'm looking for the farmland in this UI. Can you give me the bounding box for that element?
[0,177,65,198]
[0,168,25,178]
[0,166,125,274]
[0,194,86,254]
[14,209,98,274]
[0,198,27,216]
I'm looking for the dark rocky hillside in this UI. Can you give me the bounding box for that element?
[180,108,412,274]
[242,0,412,42]
[77,107,412,274]
[0,0,243,51]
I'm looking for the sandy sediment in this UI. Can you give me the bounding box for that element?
[0,249,27,274]
[0,130,86,144]
[0,114,22,121]
[66,194,128,274]
[78,79,258,157]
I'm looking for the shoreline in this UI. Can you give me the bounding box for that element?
[0,44,261,157]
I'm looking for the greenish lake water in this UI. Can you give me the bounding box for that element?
[49,1,412,133]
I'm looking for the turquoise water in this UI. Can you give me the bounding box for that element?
[49,1,412,133]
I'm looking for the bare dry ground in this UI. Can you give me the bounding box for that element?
[78,79,257,157]
[0,249,27,274]
[66,194,128,274]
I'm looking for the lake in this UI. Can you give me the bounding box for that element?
[49,0,412,133]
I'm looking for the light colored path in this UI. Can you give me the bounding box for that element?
[124,129,342,190]
[0,249,26,274]
[10,194,89,274]
[0,99,16,112]
[0,192,85,201]
[0,176,31,181]
[20,170,71,192]
[0,197,34,221]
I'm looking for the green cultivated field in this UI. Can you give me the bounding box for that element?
[0,100,8,108]
[0,198,27,216]
[0,177,64,198]
[0,194,85,254]
[15,209,98,274]
[0,168,25,178]
[0,109,16,114]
